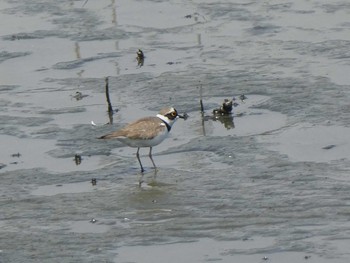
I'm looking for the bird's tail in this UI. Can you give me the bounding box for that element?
[99,134,113,139]
[99,131,121,139]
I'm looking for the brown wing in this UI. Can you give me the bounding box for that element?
[99,117,165,140]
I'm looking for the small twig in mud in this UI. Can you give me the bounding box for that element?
[82,0,89,7]
[239,94,247,102]
[198,83,206,136]
[105,77,115,124]
[105,77,114,113]
[11,153,21,158]
[199,83,204,114]
[74,154,82,165]
[91,178,97,186]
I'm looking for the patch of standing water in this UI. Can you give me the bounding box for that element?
[68,220,111,234]
[259,123,350,163]
[31,181,97,196]
[31,179,121,196]
[196,95,287,137]
[116,0,202,29]
[103,95,287,170]
[114,237,339,263]
[0,135,104,173]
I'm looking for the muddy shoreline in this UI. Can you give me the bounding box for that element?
[1,0,350,262]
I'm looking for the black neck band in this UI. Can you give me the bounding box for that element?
[161,119,171,132]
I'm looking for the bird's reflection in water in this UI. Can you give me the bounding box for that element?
[201,96,247,133]
[212,114,235,130]
[211,98,235,130]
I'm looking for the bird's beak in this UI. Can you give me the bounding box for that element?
[178,112,189,120]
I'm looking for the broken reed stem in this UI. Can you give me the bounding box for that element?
[199,84,206,136]
[82,0,89,7]
[105,77,113,114]
[199,84,204,113]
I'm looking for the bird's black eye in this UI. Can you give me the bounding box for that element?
[171,111,177,117]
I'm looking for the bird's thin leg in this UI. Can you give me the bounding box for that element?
[136,147,144,173]
[148,147,157,171]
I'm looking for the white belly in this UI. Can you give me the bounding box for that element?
[117,130,169,148]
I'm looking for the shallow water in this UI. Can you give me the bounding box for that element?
[1,0,350,262]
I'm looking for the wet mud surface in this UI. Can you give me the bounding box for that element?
[1,0,350,262]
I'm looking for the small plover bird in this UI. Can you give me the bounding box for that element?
[136,49,144,60]
[212,99,233,116]
[136,49,144,66]
[99,107,185,172]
